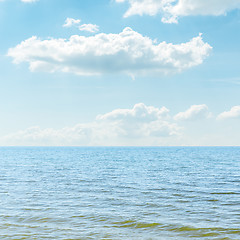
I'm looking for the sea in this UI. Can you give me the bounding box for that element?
[0,147,239,239]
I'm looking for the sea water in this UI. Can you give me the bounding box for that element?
[0,147,239,239]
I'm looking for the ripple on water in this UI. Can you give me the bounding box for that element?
[0,147,240,239]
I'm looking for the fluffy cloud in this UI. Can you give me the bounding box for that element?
[97,103,169,121]
[174,104,211,121]
[21,0,38,2]
[63,18,81,28]
[217,106,240,120]
[116,0,240,23]
[0,0,38,2]
[0,103,179,146]
[97,103,176,138]
[78,24,99,33]
[7,28,211,76]
[63,18,99,33]
[3,103,239,146]
[115,0,172,18]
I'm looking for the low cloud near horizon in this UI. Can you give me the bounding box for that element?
[0,103,179,146]
[1,103,239,146]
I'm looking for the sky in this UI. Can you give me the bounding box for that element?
[0,0,240,146]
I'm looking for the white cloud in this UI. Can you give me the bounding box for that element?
[117,0,151,17]
[116,0,240,23]
[116,0,172,18]
[0,103,179,146]
[63,18,81,28]
[3,103,240,146]
[0,0,38,2]
[63,18,99,33]
[97,103,176,138]
[100,103,178,138]
[21,0,38,2]
[174,104,211,121]
[217,106,240,120]
[78,24,99,33]
[97,103,170,121]
[7,28,211,76]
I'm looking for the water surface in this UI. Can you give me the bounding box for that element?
[0,147,239,239]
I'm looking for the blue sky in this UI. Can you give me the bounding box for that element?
[0,0,240,146]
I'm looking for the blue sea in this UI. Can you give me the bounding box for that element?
[0,147,239,239]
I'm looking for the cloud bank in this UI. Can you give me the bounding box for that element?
[8,28,211,76]
[1,103,179,146]
[116,0,240,23]
[2,103,240,146]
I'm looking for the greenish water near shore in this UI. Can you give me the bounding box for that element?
[0,147,239,239]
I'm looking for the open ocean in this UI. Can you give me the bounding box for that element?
[0,147,239,239]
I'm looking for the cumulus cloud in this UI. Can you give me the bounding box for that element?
[97,103,176,138]
[7,28,211,76]
[63,18,81,28]
[21,0,38,2]
[174,104,211,121]
[78,24,99,33]
[63,18,99,33]
[0,103,180,146]
[0,0,38,2]
[97,103,170,121]
[217,106,240,120]
[116,0,172,18]
[116,0,240,23]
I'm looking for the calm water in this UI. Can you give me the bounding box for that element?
[0,147,239,239]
